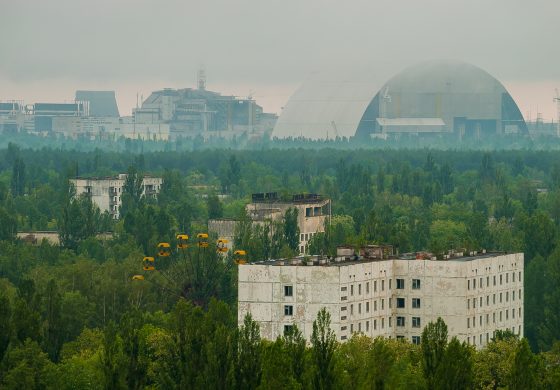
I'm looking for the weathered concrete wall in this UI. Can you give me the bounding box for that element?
[238,253,524,348]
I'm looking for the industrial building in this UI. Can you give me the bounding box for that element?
[274,60,528,139]
[70,174,163,219]
[209,193,331,254]
[238,248,523,348]
[136,76,277,140]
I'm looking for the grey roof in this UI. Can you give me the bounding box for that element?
[75,91,120,117]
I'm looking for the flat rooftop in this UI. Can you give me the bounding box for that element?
[247,251,511,267]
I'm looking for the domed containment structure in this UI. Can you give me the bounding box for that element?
[273,60,527,139]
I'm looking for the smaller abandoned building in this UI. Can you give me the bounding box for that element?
[70,174,163,219]
[238,247,523,349]
[209,193,331,254]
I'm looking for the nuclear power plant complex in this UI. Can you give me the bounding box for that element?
[1,61,558,141]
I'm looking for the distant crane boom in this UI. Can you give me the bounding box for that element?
[554,89,560,137]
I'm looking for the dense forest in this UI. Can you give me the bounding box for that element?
[1,141,560,388]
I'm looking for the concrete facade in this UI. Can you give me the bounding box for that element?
[70,174,163,219]
[238,252,523,348]
[246,193,331,254]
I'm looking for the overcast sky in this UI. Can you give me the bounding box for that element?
[1,0,559,120]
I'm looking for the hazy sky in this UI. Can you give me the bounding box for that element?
[1,0,559,120]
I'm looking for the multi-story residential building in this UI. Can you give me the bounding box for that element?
[209,193,331,255]
[70,174,163,219]
[238,247,523,349]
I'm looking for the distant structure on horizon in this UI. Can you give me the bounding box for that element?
[0,74,277,141]
[274,60,530,140]
[239,248,524,349]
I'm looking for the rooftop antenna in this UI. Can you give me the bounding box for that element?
[197,67,206,91]
[554,88,560,137]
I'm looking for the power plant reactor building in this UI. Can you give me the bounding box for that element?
[273,60,527,139]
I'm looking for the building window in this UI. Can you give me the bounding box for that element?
[366,321,370,332]
[397,335,404,340]
[412,336,421,345]
[500,275,503,285]
[358,303,362,314]
[284,305,293,316]
[396,279,405,289]
[519,271,521,281]
[389,279,392,289]
[389,298,392,309]
[382,280,385,291]
[480,316,482,326]
[512,272,515,282]
[506,310,509,320]
[493,276,496,286]
[506,273,509,283]
[487,295,489,306]
[381,299,385,310]
[397,316,405,327]
[341,296,347,301]
[374,301,377,311]
[468,300,470,310]
[374,319,377,330]
[341,326,347,331]
[500,293,503,303]
[493,294,496,304]
[487,276,489,287]
[359,284,362,295]
[389,317,392,327]
[351,285,354,296]
[300,233,304,241]
[512,308,515,319]
[341,286,347,292]
[412,317,421,328]
[358,322,362,332]
[284,325,293,335]
[412,279,421,289]
[366,302,370,313]
[374,281,377,292]
[284,285,293,297]
[351,305,354,315]
[381,318,384,329]
[341,335,347,340]
[396,298,405,308]
[341,316,347,320]
[486,314,489,324]
[412,298,421,308]
[468,280,470,290]
[493,313,496,323]
[480,277,483,288]
[506,292,509,302]
[467,318,470,328]
[473,298,476,308]
[513,290,515,301]
[500,311,503,321]
[366,282,370,294]
[473,278,476,289]
[350,324,354,333]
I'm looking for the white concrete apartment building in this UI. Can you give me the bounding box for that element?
[70,174,163,219]
[238,249,523,348]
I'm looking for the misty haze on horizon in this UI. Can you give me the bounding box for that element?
[1,0,559,120]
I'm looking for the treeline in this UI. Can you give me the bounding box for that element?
[1,300,559,389]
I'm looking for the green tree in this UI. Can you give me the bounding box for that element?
[434,337,473,390]
[0,339,54,390]
[121,166,144,217]
[237,313,262,390]
[310,308,337,390]
[509,338,539,389]
[421,317,448,389]
[10,157,26,196]
[207,194,224,219]
[284,207,300,253]
[101,322,126,390]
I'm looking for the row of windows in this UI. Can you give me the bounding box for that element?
[467,327,521,346]
[346,278,421,296]
[467,308,522,328]
[467,290,522,309]
[339,297,422,317]
[468,272,522,290]
[396,316,422,328]
[300,232,317,242]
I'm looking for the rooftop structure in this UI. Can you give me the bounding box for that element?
[75,91,120,117]
[273,60,527,139]
[70,174,163,219]
[238,248,523,348]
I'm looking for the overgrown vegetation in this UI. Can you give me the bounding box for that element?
[1,143,560,387]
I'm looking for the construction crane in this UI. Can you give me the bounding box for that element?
[330,121,339,139]
[554,89,560,138]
